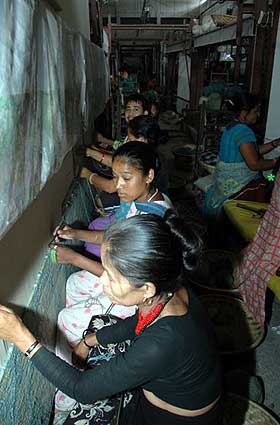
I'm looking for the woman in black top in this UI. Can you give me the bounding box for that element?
[0,211,222,424]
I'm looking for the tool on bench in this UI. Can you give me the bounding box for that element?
[236,203,267,218]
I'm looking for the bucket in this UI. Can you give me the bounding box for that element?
[199,295,265,355]
[172,144,196,171]
[190,250,241,297]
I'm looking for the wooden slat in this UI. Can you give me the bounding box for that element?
[234,0,244,82]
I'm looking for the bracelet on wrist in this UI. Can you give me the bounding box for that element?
[24,340,40,358]
[272,141,276,148]
[82,329,95,348]
[89,173,97,185]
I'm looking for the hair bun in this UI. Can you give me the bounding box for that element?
[164,209,202,272]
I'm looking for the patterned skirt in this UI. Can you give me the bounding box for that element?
[63,314,132,425]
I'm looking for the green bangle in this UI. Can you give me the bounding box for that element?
[50,248,57,264]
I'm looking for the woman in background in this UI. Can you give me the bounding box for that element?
[204,93,280,218]
[80,114,161,195]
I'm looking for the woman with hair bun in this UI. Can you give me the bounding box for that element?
[51,141,173,413]
[204,92,280,217]
[0,211,222,425]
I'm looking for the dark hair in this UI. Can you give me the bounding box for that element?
[124,93,149,113]
[103,210,202,294]
[112,141,160,176]
[228,93,259,115]
[127,116,160,145]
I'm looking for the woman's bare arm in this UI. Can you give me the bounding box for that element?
[49,245,104,276]
[240,142,277,171]
[86,147,113,167]
[80,168,116,193]
[259,138,280,155]
[55,226,104,244]
[96,132,114,147]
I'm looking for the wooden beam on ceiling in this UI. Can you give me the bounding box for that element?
[111,24,191,31]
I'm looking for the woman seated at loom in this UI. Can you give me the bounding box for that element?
[52,141,172,270]
[79,93,150,179]
[51,141,173,413]
[78,93,150,205]
[94,93,149,150]
[204,93,280,218]
[0,212,223,425]
[80,115,162,195]
[51,141,173,343]
[77,117,167,260]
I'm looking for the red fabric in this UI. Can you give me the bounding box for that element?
[238,171,280,324]
[230,177,270,203]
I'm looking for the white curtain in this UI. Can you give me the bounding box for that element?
[177,53,191,114]
[0,0,109,239]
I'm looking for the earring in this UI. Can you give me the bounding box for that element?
[143,295,153,305]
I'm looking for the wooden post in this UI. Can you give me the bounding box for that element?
[234,0,244,82]
[244,37,254,85]
[250,0,279,132]
[108,14,112,55]
[251,0,269,95]
[90,0,102,47]
[166,52,177,94]
[190,48,205,110]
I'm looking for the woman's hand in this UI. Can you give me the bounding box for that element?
[272,138,280,147]
[86,147,97,159]
[0,305,23,343]
[96,132,107,145]
[53,225,78,241]
[0,305,38,355]
[72,340,90,368]
[79,167,92,180]
[49,244,77,265]
[96,132,114,147]
[72,331,98,367]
